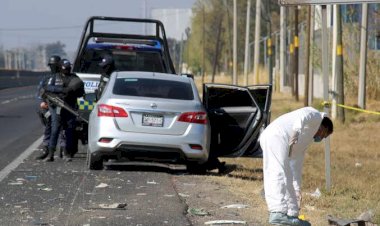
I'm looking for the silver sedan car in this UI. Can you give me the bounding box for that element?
[87,71,210,169]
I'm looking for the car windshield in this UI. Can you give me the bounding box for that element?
[78,48,165,74]
[113,78,194,100]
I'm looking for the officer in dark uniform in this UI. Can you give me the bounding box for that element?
[44,59,85,162]
[96,55,115,99]
[35,55,61,160]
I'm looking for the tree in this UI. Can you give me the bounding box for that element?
[45,41,67,60]
[185,0,281,79]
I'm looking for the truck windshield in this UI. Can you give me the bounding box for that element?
[78,48,165,74]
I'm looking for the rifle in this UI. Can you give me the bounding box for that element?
[43,92,89,124]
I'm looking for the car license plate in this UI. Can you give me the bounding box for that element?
[142,113,164,127]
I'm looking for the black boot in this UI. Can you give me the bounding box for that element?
[59,146,64,159]
[63,148,72,162]
[43,148,55,162]
[35,146,49,160]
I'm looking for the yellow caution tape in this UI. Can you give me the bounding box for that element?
[322,101,380,115]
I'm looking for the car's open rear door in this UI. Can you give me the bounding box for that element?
[203,84,271,158]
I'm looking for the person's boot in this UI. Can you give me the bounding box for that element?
[35,146,49,160]
[43,148,55,162]
[63,148,72,162]
[269,212,311,226]
[59,146,64,159]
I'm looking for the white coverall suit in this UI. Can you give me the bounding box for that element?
[259,107,325,217]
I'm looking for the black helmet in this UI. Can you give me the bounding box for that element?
[47,55,61,66]
[98,55,114,68]
[60,59,71,70]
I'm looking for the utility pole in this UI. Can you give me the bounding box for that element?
[275,32,280,91]
[322,5,331,192]
[244,0,251,86]
[332,5,338,119]
[253,0,261,84]
[233,0,238,85]
[293,6,299,101]
[267,0,273,85]
[308,6,315,106]
[336,5,345,123]
[358,3,368,109]
[202,5,206,83]
[304,6,311,107]
[280,6,286,92]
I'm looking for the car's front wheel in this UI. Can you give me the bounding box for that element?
[87,150,103,170]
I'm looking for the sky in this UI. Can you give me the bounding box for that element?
[0,0,196,52]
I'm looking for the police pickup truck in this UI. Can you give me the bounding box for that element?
[72,16,176,144]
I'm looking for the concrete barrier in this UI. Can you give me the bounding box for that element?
[0,70,48,90]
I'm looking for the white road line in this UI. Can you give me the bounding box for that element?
[0,136,43,182]
[0,94,35,105]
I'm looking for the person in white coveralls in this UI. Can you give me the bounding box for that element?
[259,107,333,225]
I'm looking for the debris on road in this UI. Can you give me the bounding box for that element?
[95,183,109,188]
[307,188,321,198]
[147,180,158,185]
[221,204,249,209]
[327,215,377,226]
[98,203,127,210]
[25,176,37,181]
[8,181,23,185]
[357,209,374,222]
[355,162,363,168]
[178,193,190,198]
[204,220,247,225]
[188,208,210,216]
[39,187,53,192]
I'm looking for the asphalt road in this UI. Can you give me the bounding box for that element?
[0,86,192,226]
[0,86,43,171]
[0,154,191,225]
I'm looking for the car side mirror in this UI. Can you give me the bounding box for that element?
[84,92,97,102]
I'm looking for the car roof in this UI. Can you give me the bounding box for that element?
[112,71,192,83]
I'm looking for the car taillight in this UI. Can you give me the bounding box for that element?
[178,112,207,124]
[99,138,113,143]
[189,144,203,150]
[97,104,128,117]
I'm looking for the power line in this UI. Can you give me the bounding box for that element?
[0,25,84,31]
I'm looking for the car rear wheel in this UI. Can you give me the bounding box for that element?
[86,150,103,170]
